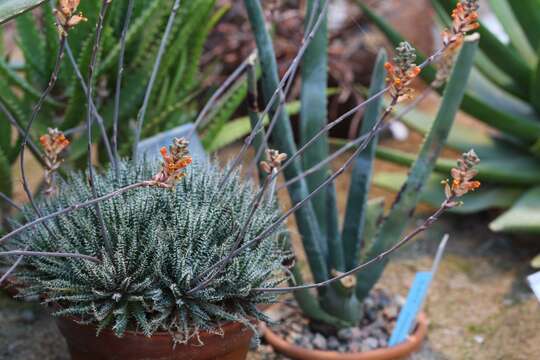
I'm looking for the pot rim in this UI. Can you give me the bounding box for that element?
[261,312,428,360]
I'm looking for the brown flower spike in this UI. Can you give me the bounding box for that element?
[39,128,70,196]
[260,149,287,174]
[152,138,193,188]
[443,149,481,206]
[54,0,87,35]
[384,42,421,102]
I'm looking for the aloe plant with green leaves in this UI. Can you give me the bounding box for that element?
[0,0,234,232]
[243,0,479,328]
[360,0,540,235]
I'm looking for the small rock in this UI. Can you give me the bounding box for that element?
[474,335,484,344]
[395,295,406,307]
[363,337,379,350]
[312,333,327,349]
[327,336,340,350]
[337,328,354,340]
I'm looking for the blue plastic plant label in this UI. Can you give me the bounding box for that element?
[388,234,449,346]
[388,271,432,346]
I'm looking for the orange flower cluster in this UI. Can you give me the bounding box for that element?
[442,0,480,48]
[434,1,479,89]
[54,0,87,35]
[443,149,481,202]
[384,42,421,101]
[260,149,287,174]
[152,138,192,188]
[39,128,70,196]
[40,128,70,161]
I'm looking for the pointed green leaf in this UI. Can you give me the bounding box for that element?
[245,0,328,284]
[299,0,330,259]
[507,0,540,51]
[342,50,386,270]
[490,187,540,233]
[15,11,46,85]
[0,0,46,25]
[487,0,536,67]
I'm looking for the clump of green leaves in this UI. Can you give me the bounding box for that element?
[10,160,289,341]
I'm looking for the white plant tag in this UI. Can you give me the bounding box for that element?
[527,271,540,302]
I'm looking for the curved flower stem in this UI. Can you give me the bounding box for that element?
[220,0,330,184]
[132,0,182,163]
[188,95,399,294]
[65,40,114,165]
[112,0,135,173]
[0,182,148,246]
[86,0,113,253]
[19,35,66,216]
[252,197,454,292]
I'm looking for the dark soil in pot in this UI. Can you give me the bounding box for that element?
[55,317,254,360]
[260,289,428,359]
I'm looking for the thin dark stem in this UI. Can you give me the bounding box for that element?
[0,250,99,263]
[222,0,329,183]
[0,247,26,286]
[0,182,148,246]
[190,95,399,292]
[86,0,113,253]
[65,41,114,165]
[0,192,22,212]
[0,100,45,167]
[278,122,393,191]
[187,51,254,140]
[112,0,135,172]
[19,35,66,216]
[133,0,182,163]
[253,197,454,292]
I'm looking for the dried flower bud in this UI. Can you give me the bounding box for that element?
[54,0,87,35]
[39,128,70,196]
[443,149,481,201]
[260,149,287,174]
[151,137,192,188]
[385,42,421,101]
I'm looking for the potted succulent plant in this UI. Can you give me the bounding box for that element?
[6,137,290,360]
[0,0,483,359]
[237,0,481,358]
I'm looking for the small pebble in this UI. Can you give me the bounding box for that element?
[474,335,484,344]
[312,333,327,349]
[364,337,379,350]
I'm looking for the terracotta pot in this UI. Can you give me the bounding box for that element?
[262,313,428,360]
[0,273,20,298]
[55,317,254,360]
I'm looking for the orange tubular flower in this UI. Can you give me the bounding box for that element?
[385,42,421,101]
[39,128,70,196]
[443,149,481,202]
[54,0,87,35]
[152,138,192,188]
